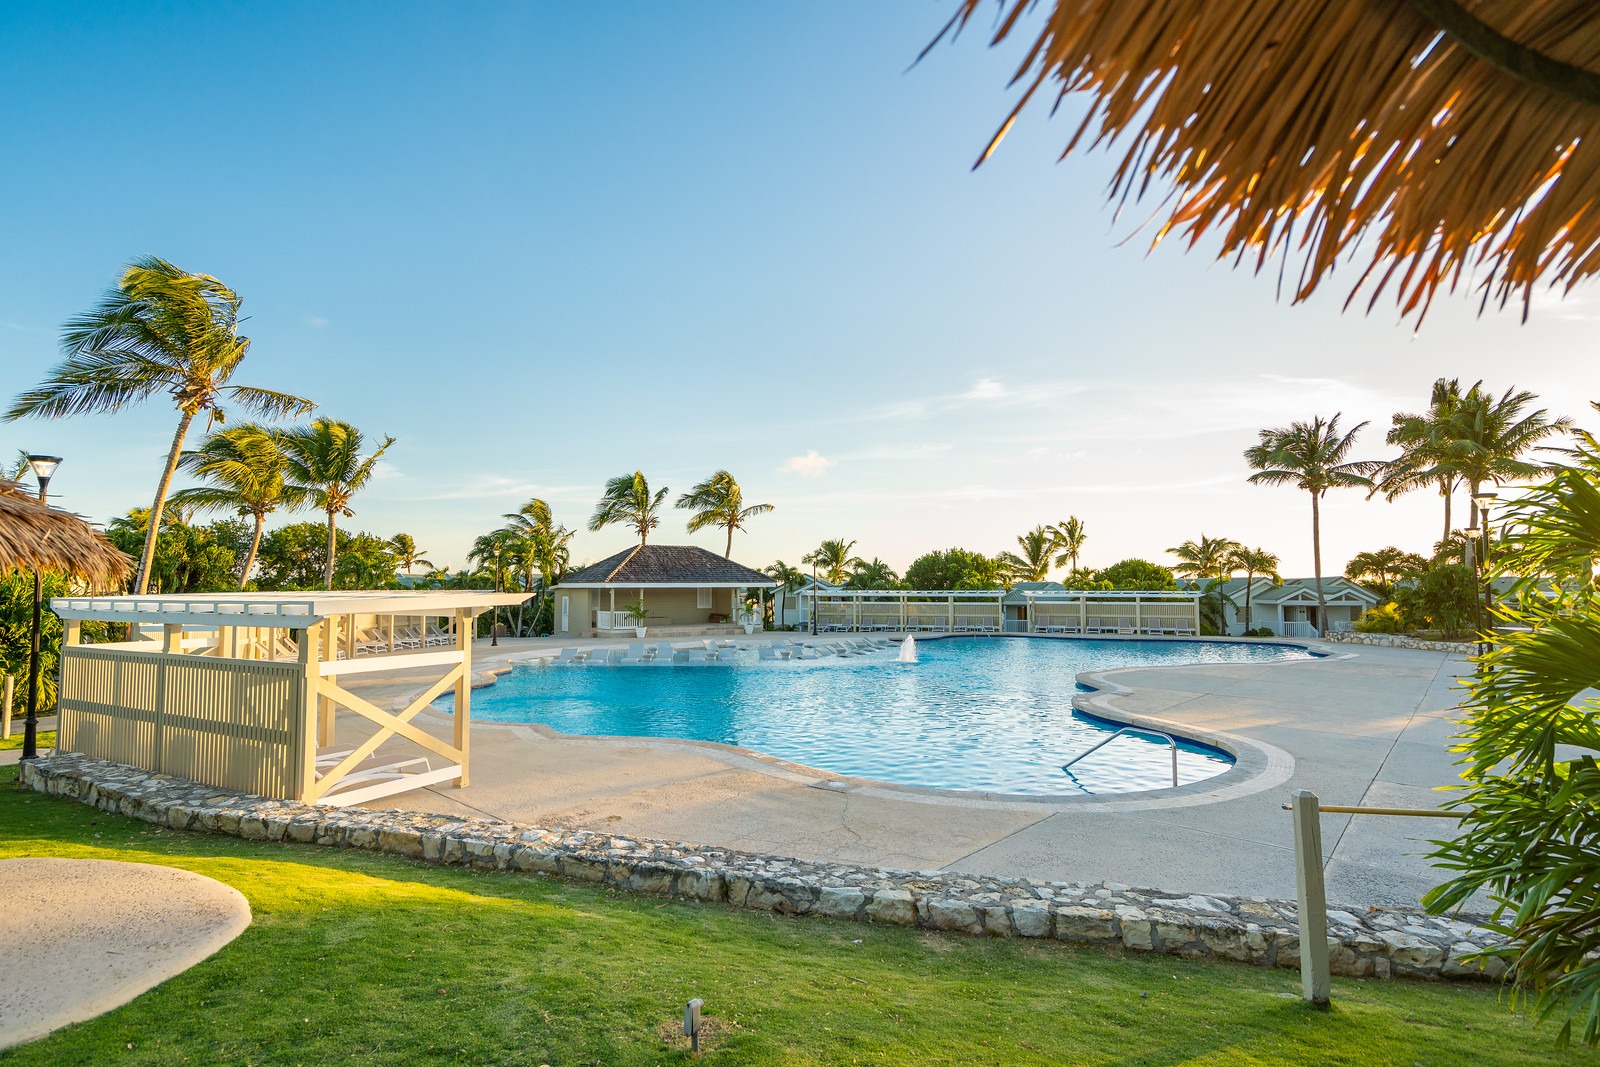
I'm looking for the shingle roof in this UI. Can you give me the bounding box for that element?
[558,544,776,587]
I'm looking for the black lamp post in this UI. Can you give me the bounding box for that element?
[1472,492,1499,657]
[21,454,61,763]
[810,561,818,636]
[490,543,502,646]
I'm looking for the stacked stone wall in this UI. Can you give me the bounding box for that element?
[20,755,1503,981]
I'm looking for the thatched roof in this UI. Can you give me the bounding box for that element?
[0,481,131,588]
[947,1,1600,321]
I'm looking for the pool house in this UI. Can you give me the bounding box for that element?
[48,590,529,807]
[809,587,1202,636]
[550,544,776,638]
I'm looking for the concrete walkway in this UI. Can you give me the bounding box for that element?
[344,637,1471,910]
[0,858,251,1048]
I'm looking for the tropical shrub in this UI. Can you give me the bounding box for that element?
[1095,558,1178,590]
[1354,602,1406,634]
[105,515,251,593]
[1424,446,1600,1046]
[1394,563,1478,638]
[902,548,1004,590]
[1242,627,1276,637]
[0,573,111,712]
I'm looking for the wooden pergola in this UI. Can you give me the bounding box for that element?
[49,591,528,806]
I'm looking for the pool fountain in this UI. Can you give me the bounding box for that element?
[897,635,918,663]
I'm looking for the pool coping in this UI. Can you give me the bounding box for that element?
[390,633,1344,814]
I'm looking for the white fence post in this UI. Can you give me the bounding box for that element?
[2,674,12,739]
[1291,789,1331,1006]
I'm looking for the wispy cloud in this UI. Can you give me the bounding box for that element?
[780,450,833,477]
[371,460,404,480]
[962,377,1007,400]
[413,474,594,502]
[307,315,331,328]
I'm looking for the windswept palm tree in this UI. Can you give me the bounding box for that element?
[1444,384,1571,528]
[999,525,1055,583]
[802,538,862,586]
[1344,546,1427,599]
[1228,546,1282,633]
[501,498,574,632]
[1374,378,1468,546]
[1167,534,1242,581]
[4,256,314,593]
[171,424,307,589]
[387,533,432,575]
[764,560,807,591]
[278,417,395,589]
[676,470,773,557]
[1051,516,1087,572]
[1245,415,1380,632]
[589,472,668,546]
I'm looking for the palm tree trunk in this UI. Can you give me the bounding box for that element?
[1441,479,1452,547]
[134,410,196,594]
[1243,569,1254,634]
[725,524,734,558]
[1311,489,1327,634]
[324,509,338,589]
[240,511,266,591]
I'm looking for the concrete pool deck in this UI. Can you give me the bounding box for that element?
[342,635,1473,911]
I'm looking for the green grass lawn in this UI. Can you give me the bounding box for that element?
[0,764,1588,1067]
[0,729,54,751]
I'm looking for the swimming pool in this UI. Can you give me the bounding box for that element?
[442,637,1315,796]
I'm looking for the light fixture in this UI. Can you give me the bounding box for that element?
[1471,490,1499,512]
[25,454,61,491]
[1463,526,1481,539]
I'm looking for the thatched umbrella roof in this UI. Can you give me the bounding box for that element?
[946,1,1600,321]
[0,481,131,589]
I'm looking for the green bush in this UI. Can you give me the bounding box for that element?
[1354,602,1406,634]
[1394,563,1479,638]
[1242,627,1276,637]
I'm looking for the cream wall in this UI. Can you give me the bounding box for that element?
[552,586,748,637]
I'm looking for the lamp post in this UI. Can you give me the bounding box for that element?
[1462,525,1484,658]
[490,543,502,646]
[21,455,61,763]
[810,561,818,636]
[1471,492,1499,657]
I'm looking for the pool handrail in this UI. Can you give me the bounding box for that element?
[1061,725,1179,787]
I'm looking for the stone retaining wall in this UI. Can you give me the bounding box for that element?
[1321,632,1474,654]
[20,754,1504,982]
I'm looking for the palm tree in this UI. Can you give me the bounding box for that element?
[1444,383,1571,528]
[1228,546,1282,633]
[764,560,807,590]
[999,525,1055,583]
[675,470,773,557]
[387,533,432,575]
[501,498,574,633]
[802,538,863,586]
[1051,516,1087,572]
[589,472,668,545]
[277,417,395,589]
[845,557,900,589]
[1245,415,1380,632]
[4,257,314,594]
[1167,534,1242,581]
[1344,546,1427,599]
[1374,378,1468,546]
[171,424,307,589]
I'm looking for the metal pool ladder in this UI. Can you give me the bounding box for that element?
[1062,726,1179,787]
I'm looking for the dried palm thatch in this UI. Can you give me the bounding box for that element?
[0,481,131,589]
[941,1,1600,321]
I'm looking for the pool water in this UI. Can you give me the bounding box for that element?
[442,637,1314,795]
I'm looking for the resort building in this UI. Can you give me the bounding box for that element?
[1214,576,1380,637]
[771,574,838,629]
[550,544,775,638]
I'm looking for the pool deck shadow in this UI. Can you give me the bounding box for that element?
[345,636,1472,911]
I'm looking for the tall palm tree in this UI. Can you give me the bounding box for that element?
[277,417,395,589]
[1245,415,1380,632]
[1228,546,1282,633]
[1051,516,1087,572]
[1167,534,1242,581]
[1375,378,1468,546]
[999,525,1056,583]
[387,533,432,575]
[675,470,773,557]
[802,538,862,585]
[764,560,807,590]
[1344,546,1427,599]
[4,257,314,594]
[501,498,574,632]
[171,424,307,589]
[1444,384,1571,528]
[589,472,668,546]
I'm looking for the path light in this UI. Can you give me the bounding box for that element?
[684,998,702,1052]
[21,454,62,762]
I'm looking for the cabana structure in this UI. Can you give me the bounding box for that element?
[48,591,527,807]
[809,587,1202,636]
[551,545,775,638]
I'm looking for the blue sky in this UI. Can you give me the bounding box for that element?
[1,2,1594,578]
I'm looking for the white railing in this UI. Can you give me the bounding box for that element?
[1281,621,1318,638]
